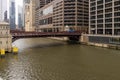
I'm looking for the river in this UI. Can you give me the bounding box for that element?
[0,38,120,80]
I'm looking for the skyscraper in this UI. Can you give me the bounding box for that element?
[24,0,30,4]
[18,6,23,30]
[9,0,16,30]
[35,0,89,32]
[4,10,9,22]
[0,0,7,21]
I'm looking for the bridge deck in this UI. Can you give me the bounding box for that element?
[10,30,82,42]
[11,30,81,37]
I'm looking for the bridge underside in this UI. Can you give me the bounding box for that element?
[11,30,81,42]
[12,35,81,42]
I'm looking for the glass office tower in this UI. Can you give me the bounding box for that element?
[9,0,16,30]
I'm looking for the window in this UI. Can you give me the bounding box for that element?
[114,18,120,22]
[114,12,120,16]
[0,41,2,44]
[105,0,112,3]
[105,3,112,8]
[105,8,112,13]
[114,23,120,27]
[91,7,96,11]
[97,5,103,9]
[97,15,103,19]
[97,0,103,4]
[105,18,112,23]
[105,24,112,28]
[6,32,8,34]
[6,41,8,44]
[97,19,103,23]
[105,13,112,17]
[114,1,120,6]
[114,6,120,11]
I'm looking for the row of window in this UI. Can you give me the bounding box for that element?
[97,0,112,4]
[91,23,120,28]
[39,17,52,25]
[91,2,120,11]
[91,12,120,19]
[0,41,9,45]
[91,29,120,35]
[0,31,9,35]
[0,26,9,29]
[91,18,120,23]
[91,0,119,6]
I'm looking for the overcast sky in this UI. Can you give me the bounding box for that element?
[0,0,7,20]
[0,0,23,24]
[16,0,23,6]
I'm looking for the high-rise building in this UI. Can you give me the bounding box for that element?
[23,0,30,29]
[18,13,22,29]
[24,0,36,31]
[9,0,16,30]
[18,6,23,30]
[0,0,8,21]
[24,0,30,4]
[89,0,120,35]
[35,0,89,32]
[4,10,9,22]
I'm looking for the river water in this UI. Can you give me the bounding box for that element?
[0,38,120,80]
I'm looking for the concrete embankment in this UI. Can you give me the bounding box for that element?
[80,34,120,50]
[48,37,69,41]
[47,34,120,50]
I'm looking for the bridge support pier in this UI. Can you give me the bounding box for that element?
[68,36,80,43]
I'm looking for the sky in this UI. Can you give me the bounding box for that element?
[6,0,23,24]
[0,0,23,24]
[0,0,7,20]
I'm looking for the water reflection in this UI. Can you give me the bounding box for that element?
[0,58,5,64]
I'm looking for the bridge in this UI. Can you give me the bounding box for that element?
[10,30,82,42]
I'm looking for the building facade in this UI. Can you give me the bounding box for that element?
[18,6,23,30]
[9,0,16,30]
[23,0,31,29]
[24,0,36,31]
[89,0,120,35]
[18,13,23,29]
[4,10,9,22]
[0,0,12,52]
[0,22,12,52]
[35,0,89,32]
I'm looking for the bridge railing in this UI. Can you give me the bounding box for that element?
[10,30,82,37]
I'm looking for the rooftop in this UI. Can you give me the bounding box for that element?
[0,21,10,25]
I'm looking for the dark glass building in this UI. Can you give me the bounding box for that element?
[4,10,8,22]
[18,13,23,29]
[9,0,16,30]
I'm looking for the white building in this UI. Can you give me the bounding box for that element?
[24,0,36,31]
[0,22,12,52]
